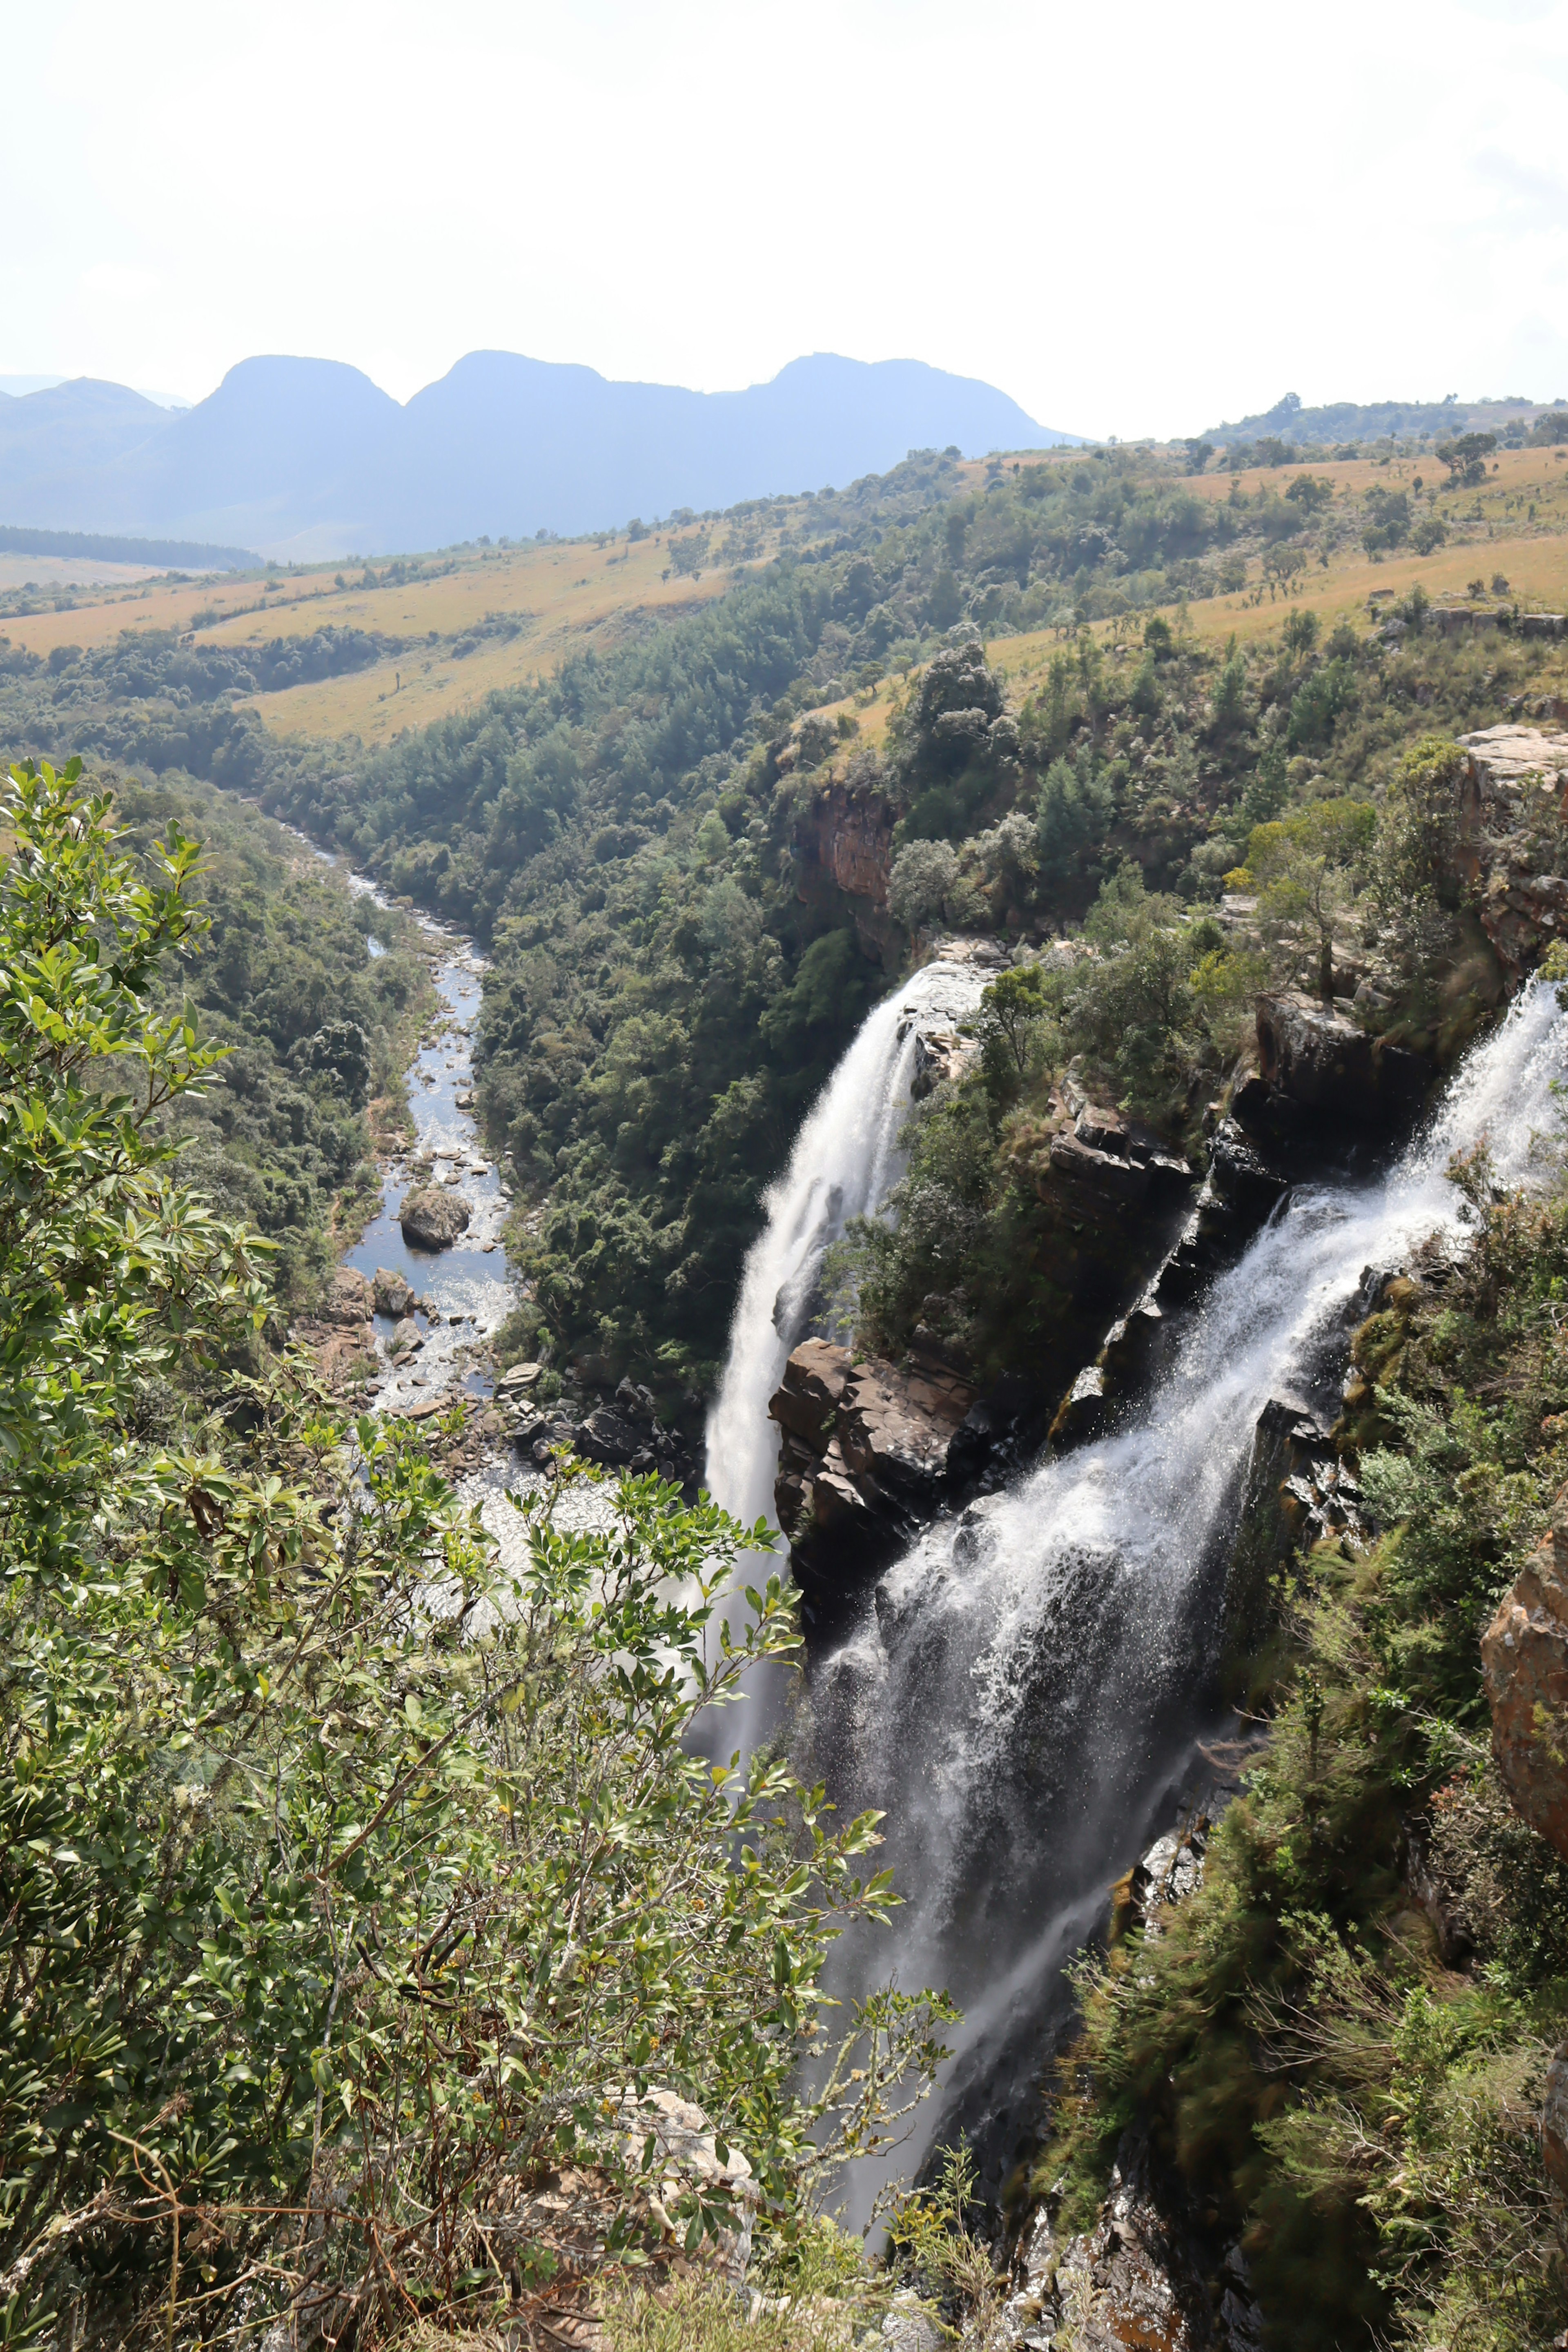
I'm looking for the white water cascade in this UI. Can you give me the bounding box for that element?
[804,978,1568,2224]
[705,957,990,1532]
[699,958,989,1755]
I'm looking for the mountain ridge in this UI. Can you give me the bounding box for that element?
[0,348,1074,561]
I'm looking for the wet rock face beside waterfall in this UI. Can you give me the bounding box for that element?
[1218,1399,1365,1697]
[1002,2129,1265,2352]
[770,1339,978,1600]
[1255,992,1431,1129]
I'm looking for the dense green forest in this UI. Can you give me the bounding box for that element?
[110,775,434,1299]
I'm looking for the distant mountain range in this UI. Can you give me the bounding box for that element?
[0,352,1072,563]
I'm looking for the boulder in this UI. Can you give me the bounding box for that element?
[326,1265,374,1325]
[1481,1503,1568,1861]
[1256,993,1430,1128]
[372,1266,414,1318]
[399,1185,472,1248]
[392,1316,422,1353]
[768,1343,976,1602]
[770,1338,855,1451]
[573,1406,641,1466]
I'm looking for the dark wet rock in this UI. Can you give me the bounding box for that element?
[769,1340,976,1601]
[1256,993,1431,1128]
[1004,2124,1260,2352]
[1482,1492,1568,1862]
[1221,1400,1364,1694]
[399,1185,472,1248]
[1206,1118,1290,1223]
[947,1372,1049,1489]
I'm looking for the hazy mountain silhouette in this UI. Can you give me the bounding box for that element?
[0,350,1072,561]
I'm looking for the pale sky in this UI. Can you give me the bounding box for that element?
[7,0,1568,441]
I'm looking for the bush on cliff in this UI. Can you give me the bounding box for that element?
[0,761,952,2348]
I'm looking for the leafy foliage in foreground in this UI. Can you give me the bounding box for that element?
[0,763,951,2348]
[1042,1131,1568,2351]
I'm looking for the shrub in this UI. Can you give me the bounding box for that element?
[0,761,953,2345]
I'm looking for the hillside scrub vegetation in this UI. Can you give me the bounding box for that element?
[0,761,955,2348]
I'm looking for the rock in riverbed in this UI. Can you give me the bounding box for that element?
[399,1185,472,1248]
[373,1266,415,1316]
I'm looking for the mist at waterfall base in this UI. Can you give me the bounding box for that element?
[699,960,988,1753]
[793,980,1568,2231]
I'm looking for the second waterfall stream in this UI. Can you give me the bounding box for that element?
[708,962,1568,2224]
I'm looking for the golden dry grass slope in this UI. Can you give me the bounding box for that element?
[0,518,799,748]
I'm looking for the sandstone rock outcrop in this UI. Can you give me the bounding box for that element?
[791,775,898,960]
[1455,723,1568,981]
[1047,1101,1194,1217]
[1481,1499,1568,1861]
[1256,993,1430,1128]
[399,1184,472,1248]
[770,1338,975,1602]
[290,1272,377,1396]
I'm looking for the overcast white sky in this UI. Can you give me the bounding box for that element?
[6,0,1568,439]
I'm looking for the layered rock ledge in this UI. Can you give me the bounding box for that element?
[770,1339,978,1607]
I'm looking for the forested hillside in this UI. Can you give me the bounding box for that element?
[6,431,1566,1382]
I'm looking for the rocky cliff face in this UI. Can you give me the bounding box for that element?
[770,1337,978,1610]
[1456,722,1568,980]
[791,771,898,962]
[1481,1494,1568,1862]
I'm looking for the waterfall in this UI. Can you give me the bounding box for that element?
[809,978,1568,2225]
[698,958,989,1757]
[704,957,989,1531]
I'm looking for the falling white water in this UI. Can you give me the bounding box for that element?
[808,977,1568,2224]
[704,958,989,1531]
